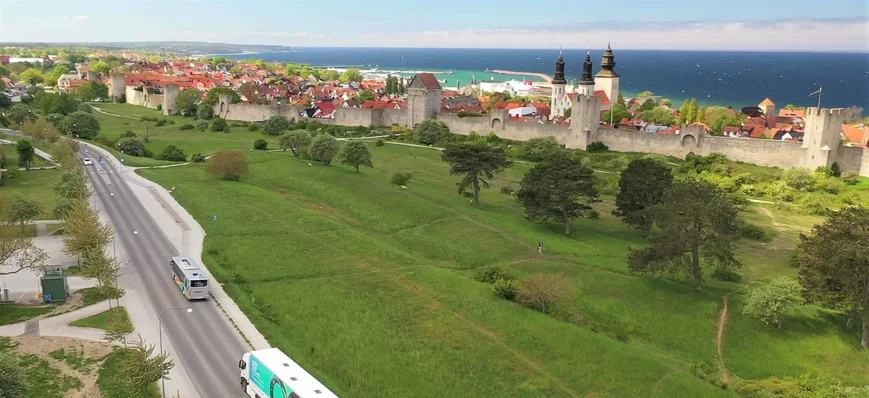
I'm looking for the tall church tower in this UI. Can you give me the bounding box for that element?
[550,50,568,118]
[594,43,620,104]
[577,52,595,96]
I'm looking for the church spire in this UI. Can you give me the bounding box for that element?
[551,49,567,85]
[597,43,619,78]
[579,51,594,86]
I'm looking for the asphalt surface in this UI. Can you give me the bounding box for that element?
[78,143,249,397]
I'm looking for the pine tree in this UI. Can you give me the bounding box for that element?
[686,98,698,123]
[696,106,706,123]
[677,99,689,124]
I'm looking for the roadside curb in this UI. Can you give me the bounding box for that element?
[78,141,271,352]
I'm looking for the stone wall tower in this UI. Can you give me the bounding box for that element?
[109,73,126,102]
[568,88,603,149]
[801,107,845,170]
[550,51,568,117]
[594,44,620,105]
[163,84,180,116]
[758,98,776,116]
[577,52,595,96]
[407,73,442,127]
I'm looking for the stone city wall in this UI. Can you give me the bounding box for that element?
[125,87,163,110]
[216,102,304,122]
[437,113,572,144]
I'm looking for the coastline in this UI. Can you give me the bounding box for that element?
[492,69,552,82]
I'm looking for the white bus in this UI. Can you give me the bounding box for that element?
[169,256,208,300]
[239,348,339,398]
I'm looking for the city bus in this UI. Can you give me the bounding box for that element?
[169,256,208,300]
[239,348,339,398]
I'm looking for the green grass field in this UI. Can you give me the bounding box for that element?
[70,306,129,330]
[138,142,867,397]
[90,104,280,165]
[1,142,53,169]
[0,168,60,220]
[0,304,56,325]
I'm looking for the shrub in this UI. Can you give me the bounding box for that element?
[499,186,514,195]
[390,172,413,186]
[516,273,575,314]
[830,161,841,177]
[375,139,385,147]
[62,111,101,140]
[155,119,167,127]
[179,124,194,130]
[516,137,561,161]
[263,115,291,136]
[195,119,209,131]
[474,266,514,284]
[77,103,92,113]
[587,209,600,219]
[197,103,214,120]
[815,165,834,177]
[712,267,741,282]
[782,168,815,191]
[118,137,151,158]
[815,177,843,194]
[156,145,186,161]
[842,170,859,185]
[413,119,449,145]
[247,124,260,132]
[308,134,340,164]
[253,139,268,150]
[120,130,137,139]
[210,118,228,132]
[190,153,206,163]
[456,111,484,118]
[205,150,249,181]
[604,156,629,172]
[734,173,758,185]
[156,104,162,111]
[798,195,827,215]
[586,141,609,152]
[738,221,769,241]
[94,135,117,149]
[492,279,518,301]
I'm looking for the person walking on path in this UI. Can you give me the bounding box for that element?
[538,240,543,254]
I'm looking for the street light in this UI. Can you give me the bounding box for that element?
[158,307,193,398]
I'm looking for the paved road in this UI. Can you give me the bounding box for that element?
[78,143,249,397]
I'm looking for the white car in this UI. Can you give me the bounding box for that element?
[83,158,93,166]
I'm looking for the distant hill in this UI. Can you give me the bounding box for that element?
[0,41,291,55]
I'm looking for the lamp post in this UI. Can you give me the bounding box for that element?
[158,307,193,398]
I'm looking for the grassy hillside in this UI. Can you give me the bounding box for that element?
[138,143,866,398]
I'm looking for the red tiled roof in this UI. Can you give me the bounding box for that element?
[779,108,806,118]
[843,123,869,146]
[759,97,775,107]
[593,90,611,105]
[414,73,442,90]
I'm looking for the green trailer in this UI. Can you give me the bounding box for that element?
[40,266,69,302]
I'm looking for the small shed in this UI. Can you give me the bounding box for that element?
[40,265,69,302]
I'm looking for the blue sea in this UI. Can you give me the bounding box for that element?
[229,48,869,110]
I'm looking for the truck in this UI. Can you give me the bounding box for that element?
[238,348,339,398]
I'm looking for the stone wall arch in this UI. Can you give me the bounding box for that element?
[681,134,697,147]
[491,118,503,129]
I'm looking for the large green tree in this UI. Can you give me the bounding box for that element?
[340,141,374,172]
[639,99,657,111]
[263,115,291,136]
[414,119,449,145]
[441,142,512,207]
[279,130,312,157]
[517,152,599,235]
[340,68,363,82]
[90,61,111,74]
[18,68,43,85]
[797,206,869,348]
[7,195,41,232]
[628,178,741,290]
[684,98,698,124]
[308,134,340,165]
[34,91,81,115]
[602,103,631,124]
[677,99,690,124]
[203,87,241,106]
[640,106,676,125]
[76,81,109,102]
[355,90,376,102]
[15,140,35,170]
[613,158,674,236]
[62,200,113,260]
[705,106,744,134]
[61,111,101,139]
[0,199,48,277]
[7,104,38,125]
[174,88,200,116]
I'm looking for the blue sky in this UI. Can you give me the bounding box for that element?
[1,0,867,51]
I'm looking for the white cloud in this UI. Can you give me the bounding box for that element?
[73,15,88,20]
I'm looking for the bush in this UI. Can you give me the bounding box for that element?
[738,221,769,241]
[156,145,186,161]
[457,111,484,118]
[587,209,600,219]
[499,186,514,195]
[586,141,609,152]
[190,153,206,162]
[375,139,385,147]
[308,134,340,164]
[179,124,194,130]
[516,137,561,161]
[93,135,117,149]
[196,119,209,131]
[197,103,214,120]
[120,130,137,139]
[263,115,291,136]
[62,111,101,140]
[210,118,228,132]
[390,172,413,186]
[842,170,859,185]
[815,165,834,177]
[516,273,575,314]
[798,195,827,215]
[413,119,449,145]
[782,168,815,191]
[155,119,167,127]
[156,104,162,111]
[118,137,151,158]
[712,267,741,282]
[205,150,249,181]
[474,266,514,284]
[492,279,518,301]
[253,139,268,150]
[247,124,260,132]
[815,177,844,194]
[77,103,92,113]
[604,156,629,172]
